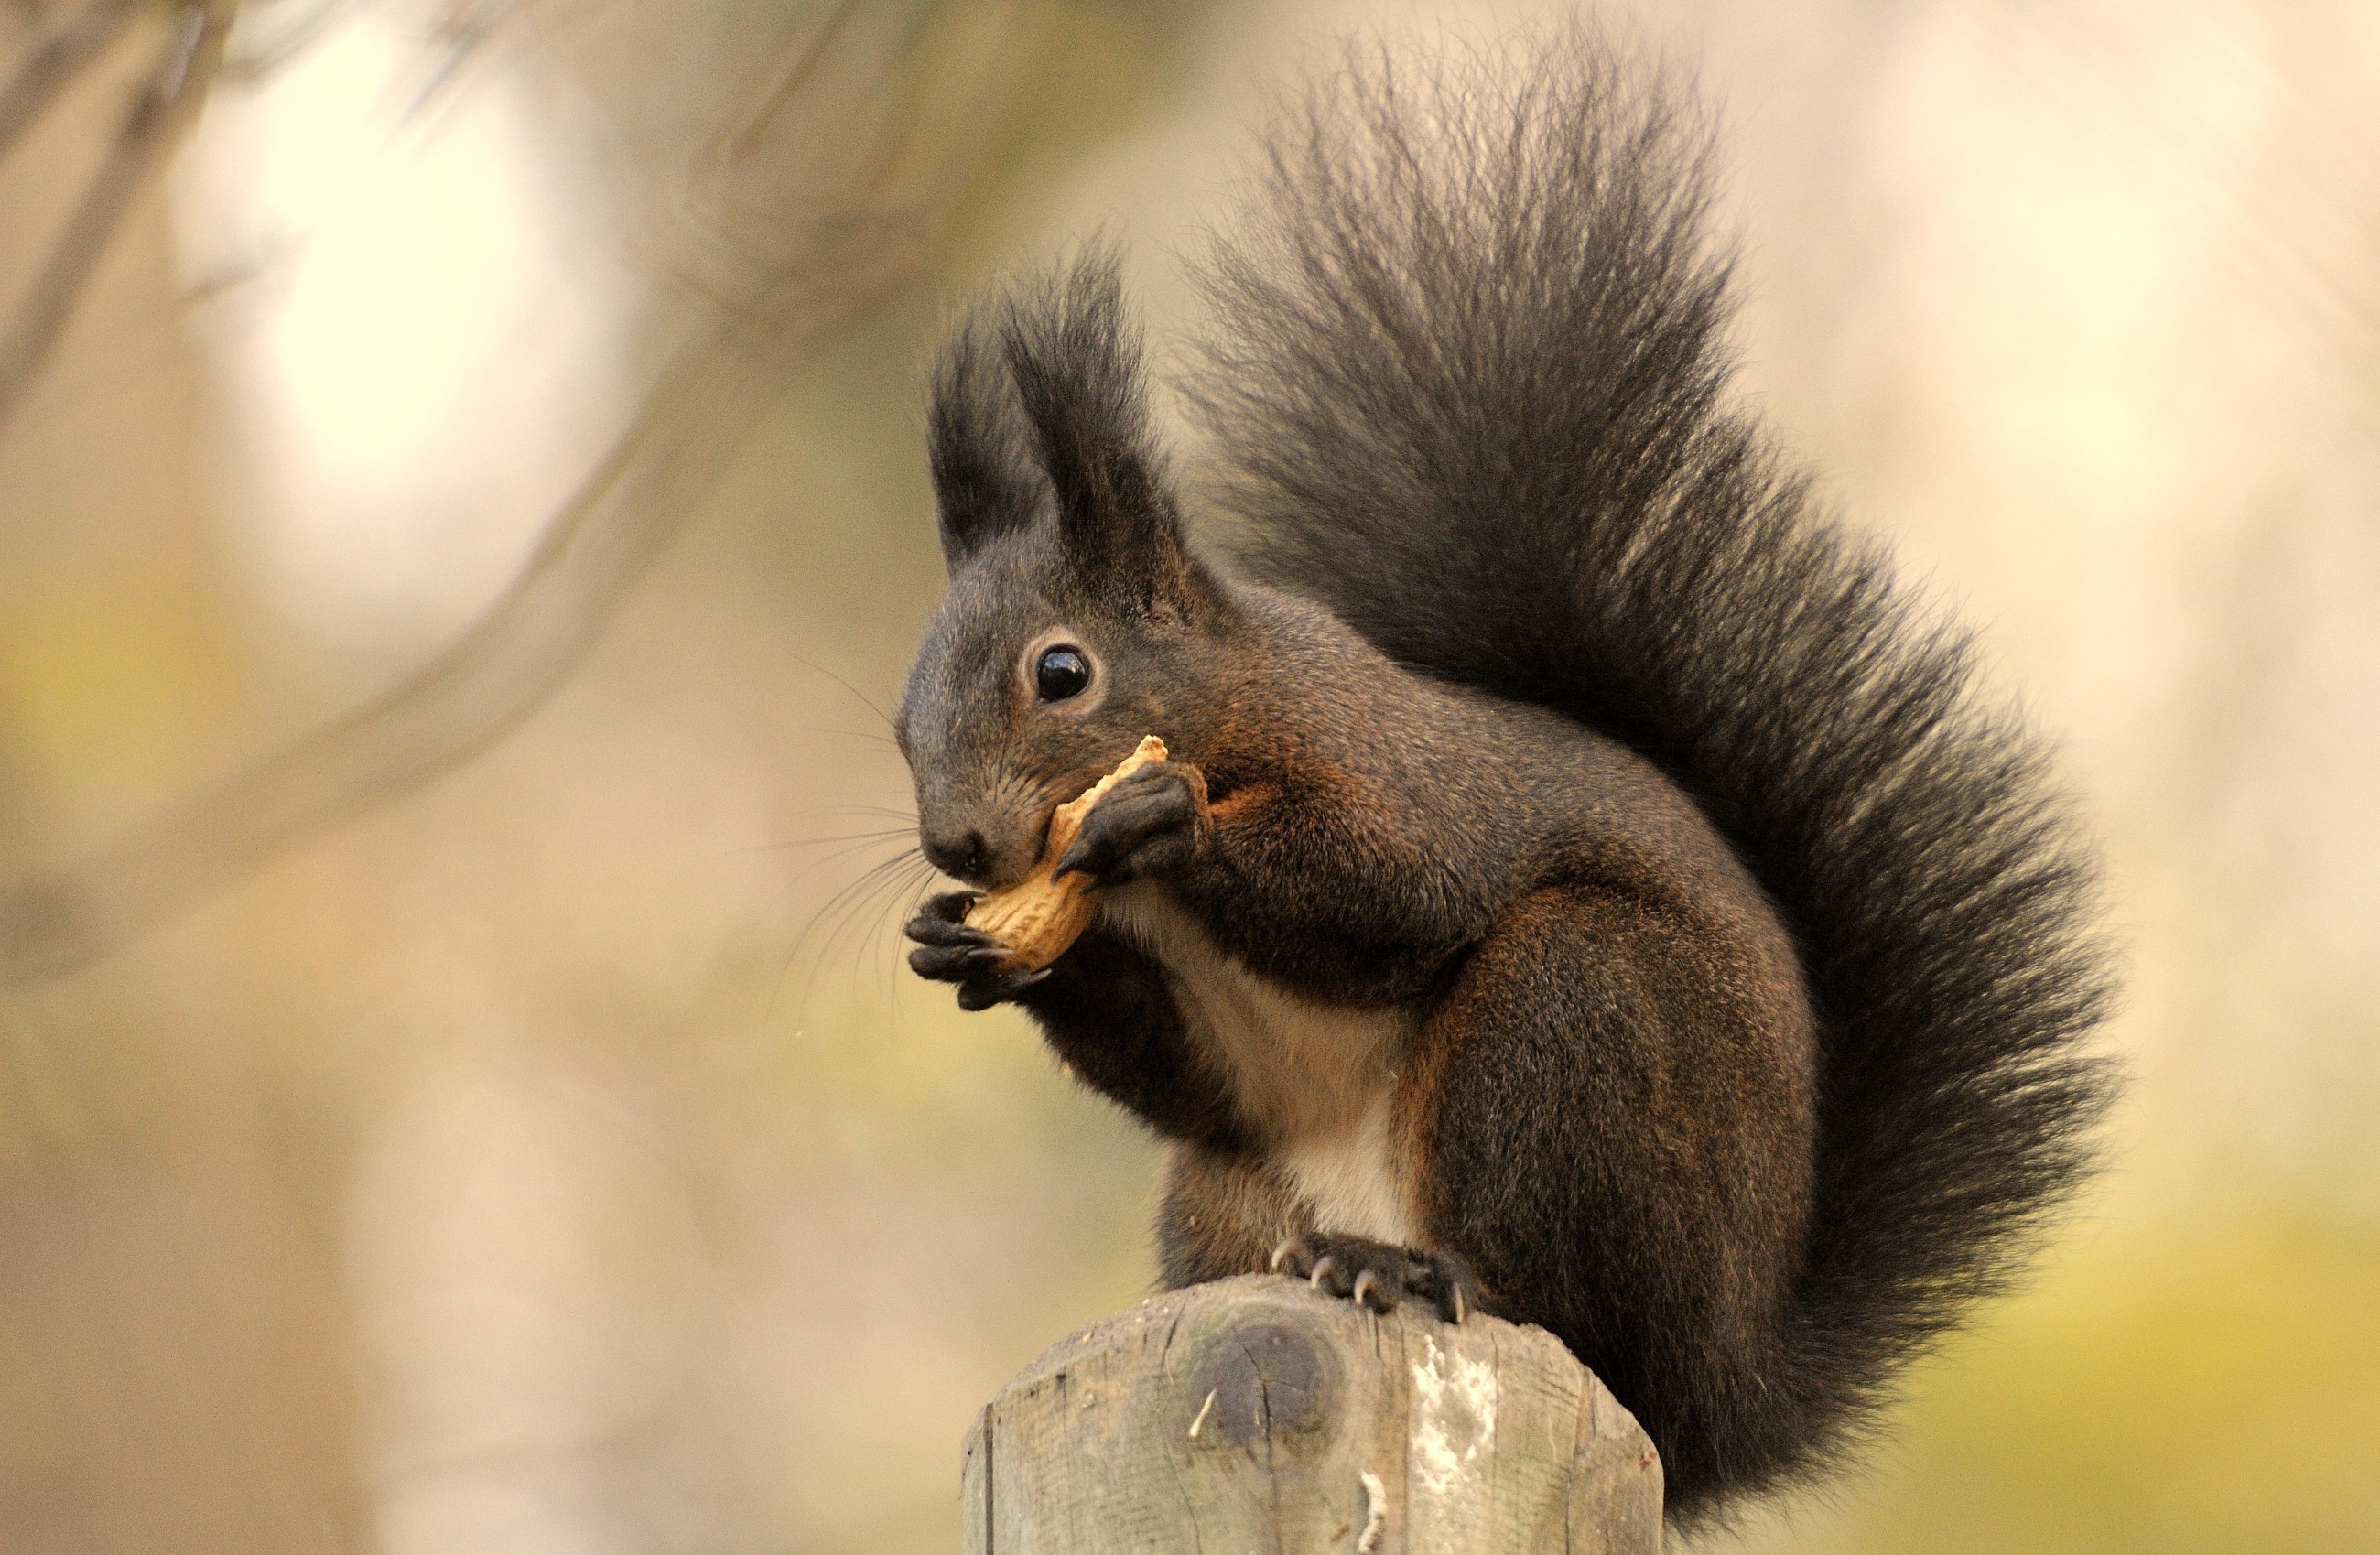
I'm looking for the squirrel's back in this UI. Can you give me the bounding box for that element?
[1187,27,2116,1506]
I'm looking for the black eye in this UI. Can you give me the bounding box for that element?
[1035,645,1092,701]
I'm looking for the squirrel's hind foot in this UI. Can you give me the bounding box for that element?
[1271,1234,1487,1324]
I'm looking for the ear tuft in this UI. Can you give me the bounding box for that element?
[926,308,1041,569]
[998,247,1191,610]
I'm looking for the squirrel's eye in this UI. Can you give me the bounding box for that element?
[1034,645,1092,701]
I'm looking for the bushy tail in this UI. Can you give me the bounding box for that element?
[1188,29,2115,1510]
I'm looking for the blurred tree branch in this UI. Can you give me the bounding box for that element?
[0,0,134,158]
[0,2,227,436]
[0,0,1040,987]
[0,319,763,984]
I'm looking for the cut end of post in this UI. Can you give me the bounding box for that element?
[961,1273,1662,1553]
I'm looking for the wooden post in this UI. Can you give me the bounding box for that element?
[962,1273,1661,1553]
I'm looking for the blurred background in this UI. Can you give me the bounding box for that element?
[0,0,2375,1550]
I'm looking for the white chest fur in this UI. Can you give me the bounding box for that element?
[1099,886,1422,1247]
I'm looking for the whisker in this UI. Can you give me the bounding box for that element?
[871,857,943,1027]
[810,727,905,750]
[742,826,916,855]
[762,802,918,837]
[885,856,942,1006]
[789,842,921,962]
[794,847,932,1021]
[843,853,939,1014]
[771,843,919,1025]
[779,834,916,893]
[769,804,918,825]
[788,653,897,730]
[852,856,942,1012]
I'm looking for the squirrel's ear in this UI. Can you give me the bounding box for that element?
[1001,250,1194,613]
[926,311,1042,570]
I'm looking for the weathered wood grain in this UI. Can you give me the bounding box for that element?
[962,1273,1661,1553]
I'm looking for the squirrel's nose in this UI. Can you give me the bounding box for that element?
[921,825,989,882]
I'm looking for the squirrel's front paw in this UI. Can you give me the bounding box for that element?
[905,891,1052,1010]
[1271,1234,1490,1324]
[1052,759,1210,888]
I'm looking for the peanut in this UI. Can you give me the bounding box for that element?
[965,735,1168,972]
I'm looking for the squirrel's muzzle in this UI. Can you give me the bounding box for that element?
[915,798,1044,890]
[920,823,990,882]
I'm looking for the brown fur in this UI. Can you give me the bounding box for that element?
[1158,1145,1310,1287]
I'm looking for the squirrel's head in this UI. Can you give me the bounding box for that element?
[898,254,1238,889]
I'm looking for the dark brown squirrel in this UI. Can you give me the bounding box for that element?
[895,30,2113,1523]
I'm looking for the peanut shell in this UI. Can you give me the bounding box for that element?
[965,735,1168,972]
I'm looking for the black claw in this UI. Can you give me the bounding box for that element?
[1423,1248,1487,1323]
[905,913,995,948]
[1273,1233,1486,1325]
[903,885,1052,1009]
[920,890,980,923]
[908,945,968,978]
[910,943,1013,982]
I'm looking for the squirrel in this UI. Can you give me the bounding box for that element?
[895,29,2114,1522]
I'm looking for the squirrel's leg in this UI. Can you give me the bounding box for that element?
[1157,1144,1308,1286]
[1401,881,1814,1446]
[1160,1148,1491,1322]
